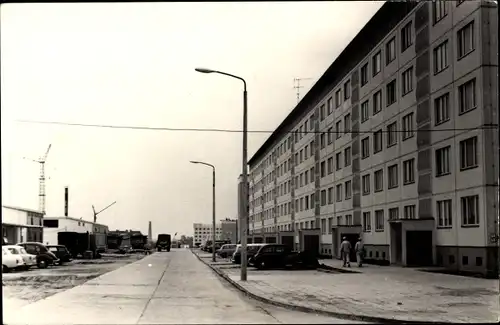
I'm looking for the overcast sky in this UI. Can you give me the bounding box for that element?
[1,1,384,238]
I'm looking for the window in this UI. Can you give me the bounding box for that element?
[321,219,326,234]
[402,67,413,96]
[363,212,371,232]
[320,105,326,121]
[321,190,327,206]
[327,157,334,174]
[459,78,476,114]
[401,21,413,52]
[344,81,351,100]
[374,169,384,192]
[433,41,448,74]
[375,210,384,231]
[345,180,352,199]
[389,207,399,221]
[345,214,353,226]
[404,205,416,219]
[328,217,333,234]
[344,114,351,134]
[435,93,450,125]
[362,174,371,195]
[320,133,326,149]
[387,122,397,147]
[327,127,333,144]
[320,161,326,177]
[336,184,342,202]
[309,115,315,130]
[437,199,452,227]
[402,112,414,140]
[335,121,342,139]
[336,152,342,170]
[386,80,396,106]
[374,129,383,153]
[433,1,447,23]
[361,100,369,122]
[460,136,478,169]
[403,158,415,184]
[305,196,309,210]
[335,89,342,107]
[386,37,396,64]
[328,187,334,204]
[344,147,351,166]
[457,21,474,59]
[361,137,370,159]
[310,167,315,182]
[337,216,343,226]
[436,146,451,176]
[372,93,381,117]
[372,51,381,76]
[461,195,479,226]
[388,164,399,189]
[327,97,333,114]
[361,63,368,86]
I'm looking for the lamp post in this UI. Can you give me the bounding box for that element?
[195,67,249,281]
[190,160,217,263]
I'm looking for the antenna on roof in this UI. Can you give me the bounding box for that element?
[293,77,313,103]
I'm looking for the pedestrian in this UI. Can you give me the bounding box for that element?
[340,237,351,267]
[355,237,365,267]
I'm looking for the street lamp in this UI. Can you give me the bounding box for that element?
[190,160,217,263]
[195,67,249,281]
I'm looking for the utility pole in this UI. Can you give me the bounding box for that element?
[293,77,313,103]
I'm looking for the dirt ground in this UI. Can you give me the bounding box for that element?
[2,253,145,309]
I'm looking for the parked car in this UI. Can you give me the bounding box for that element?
[248,244,320,270]
[17,242,60,268]
[2,246,25,272]
[231,244,267,264]
[46,245,73,263]
[217,244,237,258]
[4,245,37,270]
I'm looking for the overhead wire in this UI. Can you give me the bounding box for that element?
[15,119,499,135]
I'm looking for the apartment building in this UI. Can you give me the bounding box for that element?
[247,0,498,277]
[193,222,222,246]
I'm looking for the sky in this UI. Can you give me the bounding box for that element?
[1,1,385,238]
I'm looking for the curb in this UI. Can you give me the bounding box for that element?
[191,249,456,325]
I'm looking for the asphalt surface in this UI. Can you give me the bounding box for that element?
[4,249,371,324]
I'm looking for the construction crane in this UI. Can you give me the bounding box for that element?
[293,77,313,103]
[23,144,52,214]
[92,201,117,224]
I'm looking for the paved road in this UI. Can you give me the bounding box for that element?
[4,249,369,324]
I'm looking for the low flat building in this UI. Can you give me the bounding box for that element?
[43,216,109,246]
[2,205,44,244]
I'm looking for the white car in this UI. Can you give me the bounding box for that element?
[2,246,25,272]
[4,245,37,270]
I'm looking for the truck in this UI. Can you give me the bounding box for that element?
[156,234,171,252]
[58,231,106,259]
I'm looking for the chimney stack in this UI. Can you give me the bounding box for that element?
[64,186,69,217]
[148,221,153,244]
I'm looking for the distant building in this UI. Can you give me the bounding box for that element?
[221,218,238,244]
[193,222,222,246]
[2,205,44,244]
[43,216,108,246]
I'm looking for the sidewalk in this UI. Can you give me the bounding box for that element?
[194,251,499,323]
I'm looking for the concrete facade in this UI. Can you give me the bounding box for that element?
[2,205,44,244]
[193,222,222,246]
[247,1,498,276]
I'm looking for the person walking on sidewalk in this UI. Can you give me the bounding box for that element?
[355,237,365,267]
[340,237,351,267]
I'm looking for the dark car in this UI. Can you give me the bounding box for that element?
[249,244,320,270]
[217,244,237,258]
[231,244,266,264]
[46,245,72,263]
[17,242,60,268]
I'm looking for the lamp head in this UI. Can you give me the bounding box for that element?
[195,67,214,74]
